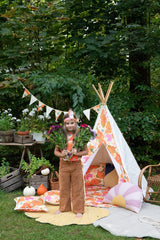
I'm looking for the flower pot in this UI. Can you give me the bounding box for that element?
[0,130,15,143]
[17,131,29,136]
[31,132,46,142]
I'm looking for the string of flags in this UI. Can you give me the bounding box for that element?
[21,83,101,122]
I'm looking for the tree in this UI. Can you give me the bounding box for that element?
[0,0,159,165]
[117,0,160,111]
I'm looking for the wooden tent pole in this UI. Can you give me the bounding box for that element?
[98,83,105,104]
[104,81,114,103]
[92,84,103,102]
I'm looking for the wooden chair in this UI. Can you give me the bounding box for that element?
[138,163,160,203]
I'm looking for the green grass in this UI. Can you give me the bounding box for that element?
[0,189,155,240]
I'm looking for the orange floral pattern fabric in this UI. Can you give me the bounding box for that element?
[42,186,111,208]
[14,196,48,212]
[85,185,111,208]
[84,164,105,186]
[44,190,60,205]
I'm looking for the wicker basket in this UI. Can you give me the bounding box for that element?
[49,172,59,190]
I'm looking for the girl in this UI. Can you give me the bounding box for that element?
[54,110,88,217]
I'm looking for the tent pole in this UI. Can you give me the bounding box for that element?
[92,84,103,102]
[104,82,114,103]
[98,83,105,103]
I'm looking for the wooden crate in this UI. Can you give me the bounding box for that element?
[28,175,49,190]
[0,130,14,143]
[0,167,23,192]
[14,134,33,144]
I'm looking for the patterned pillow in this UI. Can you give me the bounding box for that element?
[103,182,143,213]
[84,164,105,186]
[14,196,48,212]
[43,190,60,205]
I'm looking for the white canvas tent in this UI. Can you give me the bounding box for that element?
[82,83,147,195]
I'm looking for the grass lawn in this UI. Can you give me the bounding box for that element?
[0,189,155,240]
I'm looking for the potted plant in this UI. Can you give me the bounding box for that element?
[28,107,50,142]
[0,109,16,142]
[16,108,30,136]
[21,153,55,189]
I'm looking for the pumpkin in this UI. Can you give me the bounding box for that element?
[23,186,36,196]
[41,168,50,176]
[37,184,48,195]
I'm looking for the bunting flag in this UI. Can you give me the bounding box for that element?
[22,88,30,98]
[55,109,62,122]
[20,84,101,121]
[38,101,45,111]
[83,109,91,120]
[92,104,101,113]
[29,95,37,105]
[46,106,53,118]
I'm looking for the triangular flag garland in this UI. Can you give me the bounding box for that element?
[92,104,101,113]
[55,109,62,122]
[38,101,45,111]
[83,109,91,120]
[46,106,53,118]
[21,84,103,120]
[29,95,37,105]
[22,88,30,98]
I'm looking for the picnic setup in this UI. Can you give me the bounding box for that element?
[1,82,160,239]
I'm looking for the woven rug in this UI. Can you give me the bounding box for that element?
[25,204,110,226]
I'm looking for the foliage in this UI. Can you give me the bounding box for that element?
[46,125,67,150]
[16,106,51,132]
[46,123,96,152]
[0,109,16,131]
[16,108,30,131]
[0,157,10,178]
[46,123,96,161]
[27,107,50,132]
[74,124,96,151]
[20,153,54,179]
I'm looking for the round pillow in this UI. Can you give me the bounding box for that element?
[103,169,118,188]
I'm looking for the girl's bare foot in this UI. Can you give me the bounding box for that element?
[54,210,62,215]
[76,213,83,218]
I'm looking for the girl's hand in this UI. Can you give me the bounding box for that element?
[71,148,77,155]
[61,150,67,157]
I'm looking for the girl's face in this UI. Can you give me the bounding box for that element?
[64,119,76,132]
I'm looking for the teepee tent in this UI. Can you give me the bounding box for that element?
[82,83,147,195]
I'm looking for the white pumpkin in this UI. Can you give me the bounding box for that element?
[41,168,50,176]
[23,186,36,196]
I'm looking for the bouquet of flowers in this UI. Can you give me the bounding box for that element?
[46,125,67,150]
[74,124,96,151]
[46,123,96,159]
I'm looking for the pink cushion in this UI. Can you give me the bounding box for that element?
[103,182,143,213]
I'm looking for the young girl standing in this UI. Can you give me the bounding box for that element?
[54,110,88,217]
